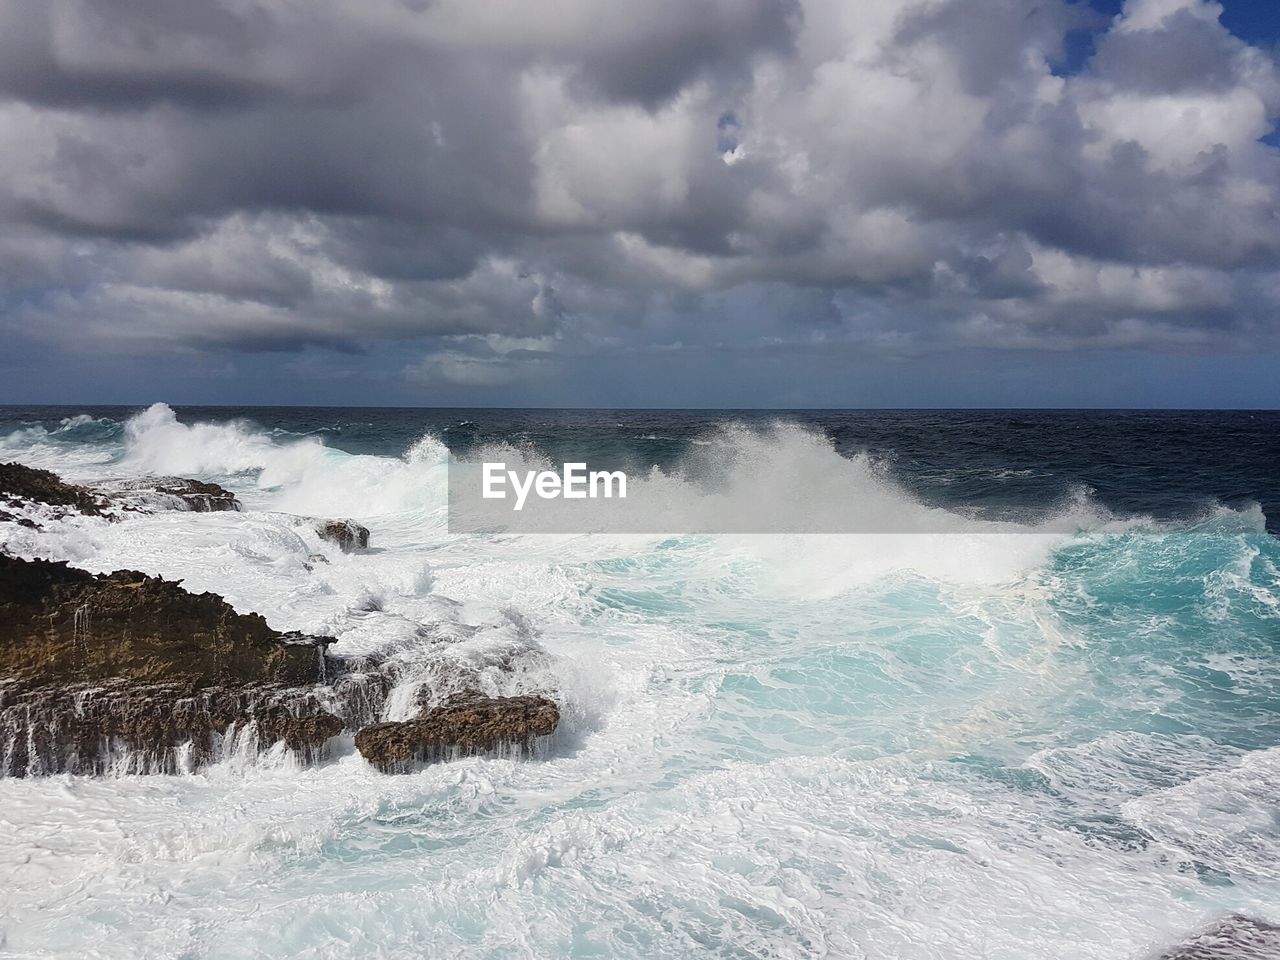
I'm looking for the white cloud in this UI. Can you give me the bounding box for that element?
[1,0,1278,364]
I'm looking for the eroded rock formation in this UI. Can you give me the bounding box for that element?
[354,692,560,772]
[0,461,105,519]
[4,683,345,775]
[1,462,560,777]
[0,555,329,688]
[0,552,561,777]
[1,461,242,521]
[316,519,370,552]
[0,553,339,775]
[106,476,241,512]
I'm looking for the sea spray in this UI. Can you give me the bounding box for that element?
[0,405,1277,957]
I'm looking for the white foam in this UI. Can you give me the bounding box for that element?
[2,405,1278,958]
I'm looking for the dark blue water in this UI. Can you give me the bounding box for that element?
[3,406,1277,533]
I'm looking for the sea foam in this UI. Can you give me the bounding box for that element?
[0,404,1277,959]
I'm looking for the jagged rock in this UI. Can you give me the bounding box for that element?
[252,703,345,753]
[1,683,344,775]
[0,461,105,517]
[326,669,393,730]
[153,478,240,511]
[0,471,565,778]
[316,519,370,552]
[1156,915,1280,959]
[0,554,332,689]
[354,692,559,772]
[0,462,241,520]
[0,553,338,776]
[107,476,241,512]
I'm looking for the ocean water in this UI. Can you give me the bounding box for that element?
[0,403,1278,959]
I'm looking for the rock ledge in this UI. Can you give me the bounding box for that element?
[355,692,560,772]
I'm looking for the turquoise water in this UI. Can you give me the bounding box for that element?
[0,404,1277,958]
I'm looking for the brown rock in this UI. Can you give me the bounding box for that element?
[355,692,560,772]
[0,554,332,690]
[316,519,370,552]
[112,477,241,512]
[154,478,240,512]
[0,461,104,516]
[0,553,338,776]
[253,703,345,753]
[1,462,241,518]
[1,682,345,776]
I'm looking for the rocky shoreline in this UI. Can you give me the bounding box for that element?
[0,553,343,775]
[0,461,560,776]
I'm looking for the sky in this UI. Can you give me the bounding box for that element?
[2,0,1280,408]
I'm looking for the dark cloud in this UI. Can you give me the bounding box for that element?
[571,0,798,106]
[0,0,1279,397]
[1091,7,1247,93]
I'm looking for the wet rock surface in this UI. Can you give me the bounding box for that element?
[253,703,346,751]
[1156,916,1280,960]
[316,519,370,552]
[0,553,338,775]
[2,461,242,521]
[0,551,558,778]
[0,554,332,690]
[3,683,345,776]
[1,463,562,777]
[0,461,105,519]
[354,692,560,772]
[107,476,241,512]
[152,478,240,511]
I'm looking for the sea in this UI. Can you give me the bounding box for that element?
[0,403,1278,959]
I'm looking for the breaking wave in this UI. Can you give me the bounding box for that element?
[0,402,1277,958]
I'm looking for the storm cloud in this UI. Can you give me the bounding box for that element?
[2,0,1279,402]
